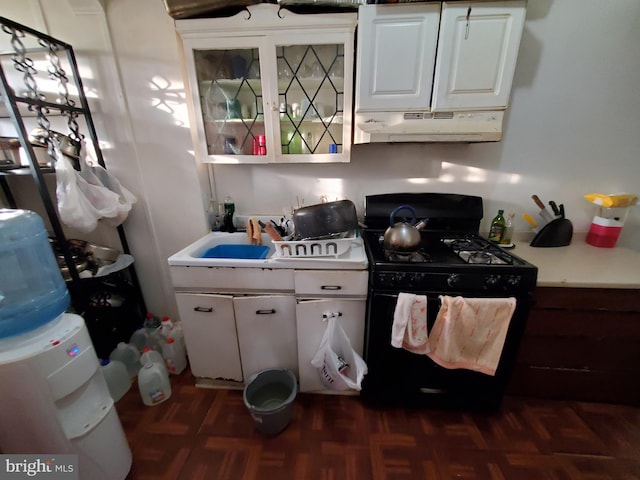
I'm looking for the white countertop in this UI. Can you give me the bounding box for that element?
[509,232,640,289]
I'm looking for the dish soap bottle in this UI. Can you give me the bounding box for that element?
[488,209,506,243]
[221,195,236,233]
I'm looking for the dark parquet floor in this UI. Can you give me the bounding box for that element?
[119,368,640,480]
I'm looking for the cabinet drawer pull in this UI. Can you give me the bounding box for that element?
[194,306,213,313]
[321,285,342,290]
[256,309,276,315]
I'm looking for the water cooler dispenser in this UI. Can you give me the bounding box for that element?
[0,209,131,479]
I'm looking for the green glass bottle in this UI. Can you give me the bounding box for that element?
[488,209,506,243]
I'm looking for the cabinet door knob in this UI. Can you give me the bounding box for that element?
[256,309,276,315]
[321,285,342,290]
[194,306,213,313]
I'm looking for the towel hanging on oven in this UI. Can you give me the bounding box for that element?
[427,296,516,376]
[391,293,431,355]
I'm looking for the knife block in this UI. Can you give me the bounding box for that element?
[530,218,573,247]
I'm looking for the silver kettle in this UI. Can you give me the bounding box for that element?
[383,205,428,252]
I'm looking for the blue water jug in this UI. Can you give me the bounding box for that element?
[0,209,70,339]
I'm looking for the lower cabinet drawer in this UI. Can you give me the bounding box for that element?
[170,266,294,292]
[294,270,368,297]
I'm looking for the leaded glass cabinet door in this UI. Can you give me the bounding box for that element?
[177,4,356,164]
[274,40,350,162]
[181,34,273,164]
[195,47,265,157]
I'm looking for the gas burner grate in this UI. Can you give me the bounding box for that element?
[457,250,508,265]
[384,249,431,263]
[441,236,513,265]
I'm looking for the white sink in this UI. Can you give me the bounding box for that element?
[168,231,369,270]
[168,232,275,267]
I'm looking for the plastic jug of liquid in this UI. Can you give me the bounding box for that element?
[100,359,131,402]
[143,312,163,352]
[109,342,141,379]
[129,327,148,351]
[162,337,187,375]
[0,209,70,339]
[158,316,174,337]
[138,362,171,406]
[140,347,168,377]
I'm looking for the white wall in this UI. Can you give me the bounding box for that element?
[1,0,639,321]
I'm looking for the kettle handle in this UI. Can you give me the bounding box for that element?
[390,204,416,226]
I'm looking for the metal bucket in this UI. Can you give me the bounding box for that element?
[243,368,297,435]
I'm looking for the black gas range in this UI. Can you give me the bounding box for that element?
[360,193,538,410]
[363,229,537,295]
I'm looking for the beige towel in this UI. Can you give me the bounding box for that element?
[391,293,430,355]
[246,217,262,245]
[427,296,516,376]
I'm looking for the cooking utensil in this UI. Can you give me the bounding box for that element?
[549,201,560,217]
[84,242,120,265]
[522,213,540,233]
[29,128,81,159]
[383,204,428,252]
[531,195,554,222]
[259,220,283,242]
[292,199,358,240]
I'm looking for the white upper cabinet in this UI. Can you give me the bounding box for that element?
[176,4,356,164]
[433,1,527,111]
[355,3,441,111]
[354,1,526,143]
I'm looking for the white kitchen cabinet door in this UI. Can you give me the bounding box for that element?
[355,3,441,112]
[295,299,365,393]
[234,295,298,381]
[177,3,356,164]
[432,1,526,112]
[174,293,243,381]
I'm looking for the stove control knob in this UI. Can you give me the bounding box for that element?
[447,274,461,288]
[484,275,501,289]
[406,273,426,288]
[383,273,396,286]
[506,275,521,287]
[392,273,406,284]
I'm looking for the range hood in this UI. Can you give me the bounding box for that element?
[354,111,504,143]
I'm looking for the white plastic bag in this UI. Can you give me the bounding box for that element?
[79,142,137,226]
[310,315,368,391]
[54,140,101,232]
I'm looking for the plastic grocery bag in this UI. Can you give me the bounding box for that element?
[311,315,368,391]
[79,141,137,226]
[54,139,103,232]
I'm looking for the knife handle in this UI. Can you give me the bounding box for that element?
[549,201,560,216]
[532,195,546,210]
[522,213,540,233]
[260,220,283,242]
